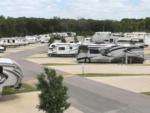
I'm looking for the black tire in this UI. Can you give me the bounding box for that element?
[84,58,91,63]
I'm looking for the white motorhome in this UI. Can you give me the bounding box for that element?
[0,58,23,96]
[48,43,80,56]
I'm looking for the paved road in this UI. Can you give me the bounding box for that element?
[3,44,150,113]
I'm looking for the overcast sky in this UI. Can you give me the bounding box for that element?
[0,0,149,20]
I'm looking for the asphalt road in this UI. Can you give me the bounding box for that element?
[3,44,150,113]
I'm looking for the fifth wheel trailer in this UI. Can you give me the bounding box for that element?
[0,58,23,96]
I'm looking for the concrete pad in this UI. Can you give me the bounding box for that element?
[26,57,77,65]
[144,60,150,64]
[0,92,83,113]
[144,48,150,55]
[48,64,150,75]
[87,76,150,93]
[0,53,7,57]
[29,53,48,58]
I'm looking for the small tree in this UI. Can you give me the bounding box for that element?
[37,68,70,113]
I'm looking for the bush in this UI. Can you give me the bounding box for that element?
[37,68,70,113]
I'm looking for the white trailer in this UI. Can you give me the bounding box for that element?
[0,58,23,96]
[48,43,80,56]
[0,38,20,47]
[92,32,112,43]
[40,35,50,43]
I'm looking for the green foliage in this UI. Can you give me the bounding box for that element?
[0,16,149,37]
[37,68,70,113]
[2,83,37,95]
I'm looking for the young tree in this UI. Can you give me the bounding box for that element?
[37,68,70,113]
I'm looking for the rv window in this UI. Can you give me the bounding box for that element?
[90,49,100,54]
[8,40,10,43]
[70,47,72,49]
[12,40,15,43]
[59,47,65,50]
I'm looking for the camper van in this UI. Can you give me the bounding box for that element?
[77,45,144,64]
[48,43,80,56]
[0,58,23,96]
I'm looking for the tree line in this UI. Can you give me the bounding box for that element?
[0,16,150,37]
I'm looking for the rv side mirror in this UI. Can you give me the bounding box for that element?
[0,66,3,73]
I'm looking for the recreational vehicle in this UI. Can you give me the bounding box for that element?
[25,36,38,44]
[48,43,80,56]
[116,37,145,47]
[0,58,23,96]
[40,35,50,43]
[0,38,20,47]
[92,32,112,44]
[77,45,144,64]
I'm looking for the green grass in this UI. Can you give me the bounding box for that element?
[2,83,37,95]
[78,73,150,77]
[141,92,150,96]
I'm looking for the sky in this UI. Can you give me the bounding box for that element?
[0,0,149,20]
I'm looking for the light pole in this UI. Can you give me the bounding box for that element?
[82,63,85,76]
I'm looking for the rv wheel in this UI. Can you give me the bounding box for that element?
[84,58,91,63]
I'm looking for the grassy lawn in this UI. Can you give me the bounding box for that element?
[2,83,37,95]
[78,73,150,77]
[141,92,150,96]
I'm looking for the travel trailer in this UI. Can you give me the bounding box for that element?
[25,36,38,44]
[16,38,29,46]
[0,58,23,96]
[48,43,80,56]
[0,37,29,47]
[40,35,50,43]
[0,38,20,47]
[77,45,144,64]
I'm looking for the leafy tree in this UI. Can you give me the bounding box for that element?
[0,16,150,37]
[37,68,70,113]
